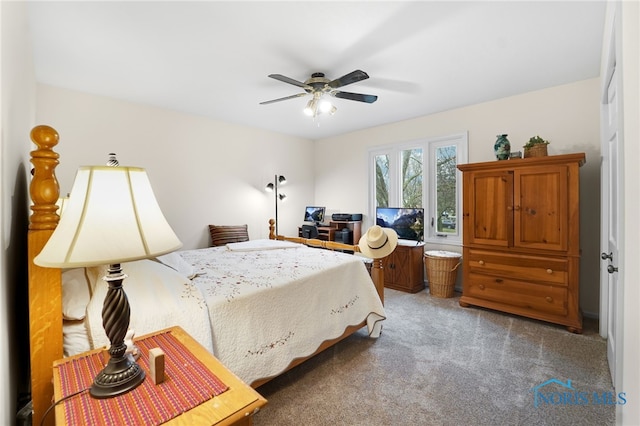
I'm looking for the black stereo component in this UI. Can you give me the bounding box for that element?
[331,213,363,221]
[301,224,319,239]
[334,228,353,244]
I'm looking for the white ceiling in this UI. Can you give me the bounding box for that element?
[27,1,606,140]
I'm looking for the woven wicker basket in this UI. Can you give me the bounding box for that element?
[425,251,461,298]
[524,144,548,158]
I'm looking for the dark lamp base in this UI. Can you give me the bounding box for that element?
[90,355,146,399]
[91,263,145,398]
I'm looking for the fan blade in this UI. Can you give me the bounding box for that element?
[260,92,308,105]
[332,91,378,103]
[328,70,369,89]
[268,74,311,89]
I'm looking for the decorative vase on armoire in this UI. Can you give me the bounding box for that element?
[494,134,511,160]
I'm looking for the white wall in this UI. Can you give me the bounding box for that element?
[315,78,602,316]
[36,85,315,249]
[37,79,603,316]
[0,1,37,422]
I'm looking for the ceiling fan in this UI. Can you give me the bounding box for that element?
[260,70,378,117]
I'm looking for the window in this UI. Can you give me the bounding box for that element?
[369,132,468,244]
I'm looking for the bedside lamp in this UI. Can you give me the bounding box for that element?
[34,165,182,398]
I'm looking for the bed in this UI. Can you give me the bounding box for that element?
[27,125,387,426]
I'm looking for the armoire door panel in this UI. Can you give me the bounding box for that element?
[514,166,568,251]
[466,170,513,247]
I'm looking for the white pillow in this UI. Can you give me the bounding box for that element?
[62,268,91,321]
[155,252,196,279]
[63,319,91,357]
[84,259,213,353]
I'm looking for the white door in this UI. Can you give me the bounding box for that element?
[600,15,623,390]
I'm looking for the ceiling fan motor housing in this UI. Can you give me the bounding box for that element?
[305,73,331,94]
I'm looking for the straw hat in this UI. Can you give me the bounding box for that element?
[358,225,398,259]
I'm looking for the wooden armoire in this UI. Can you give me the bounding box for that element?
[457,153,585,333]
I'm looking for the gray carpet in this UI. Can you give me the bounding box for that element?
[253,288,615,426]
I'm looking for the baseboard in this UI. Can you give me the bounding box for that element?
[582,310,599,320]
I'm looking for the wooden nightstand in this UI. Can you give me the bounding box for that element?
[53,326,267,425]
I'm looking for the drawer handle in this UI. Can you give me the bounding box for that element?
[478,260,485,266]
[546,297,553,303]
[478,284,485,290]
[546,269,553,274]
[495,278,503,283]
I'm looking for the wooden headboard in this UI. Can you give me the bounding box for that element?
[28,125,63,426]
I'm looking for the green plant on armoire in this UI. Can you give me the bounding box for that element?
[523,135,550,158]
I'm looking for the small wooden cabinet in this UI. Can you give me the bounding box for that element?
[383,241,425,293]
[457,153,585,333]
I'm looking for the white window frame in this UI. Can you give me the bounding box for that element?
[368,132,468,245]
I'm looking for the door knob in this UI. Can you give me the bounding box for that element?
[601,252,613,261]
[607,265,618,274]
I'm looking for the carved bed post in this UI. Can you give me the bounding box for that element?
[268,218,276,240]
[369,258,384,305]
[28,125,62,426]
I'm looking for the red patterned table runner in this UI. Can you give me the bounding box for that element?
[56,331,228,425]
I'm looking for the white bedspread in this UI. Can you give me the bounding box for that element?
[180,242,385,384]
[85,259,214,353]
[83,241,385,385]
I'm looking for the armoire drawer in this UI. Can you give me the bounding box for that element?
[466,273,568,316]
[466,249,568,286]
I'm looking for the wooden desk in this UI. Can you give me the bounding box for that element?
[298,225,335,241]
[53,326,267,426]
[298,220,361,243]
[318,226,336,241]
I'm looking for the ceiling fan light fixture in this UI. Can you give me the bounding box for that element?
[318,99,333,114]
[303,98,318,117]
[262,70,376,118]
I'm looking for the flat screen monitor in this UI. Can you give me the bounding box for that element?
[304,206,325,225]
[376,207,424,241]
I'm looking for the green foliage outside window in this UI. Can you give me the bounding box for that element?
[375,154,389,208]
[436,146,457,233]
[371,134,464,240]
[401,148,423,208]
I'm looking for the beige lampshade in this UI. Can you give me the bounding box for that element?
[35,166,182,268]
[55,195,69,217]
